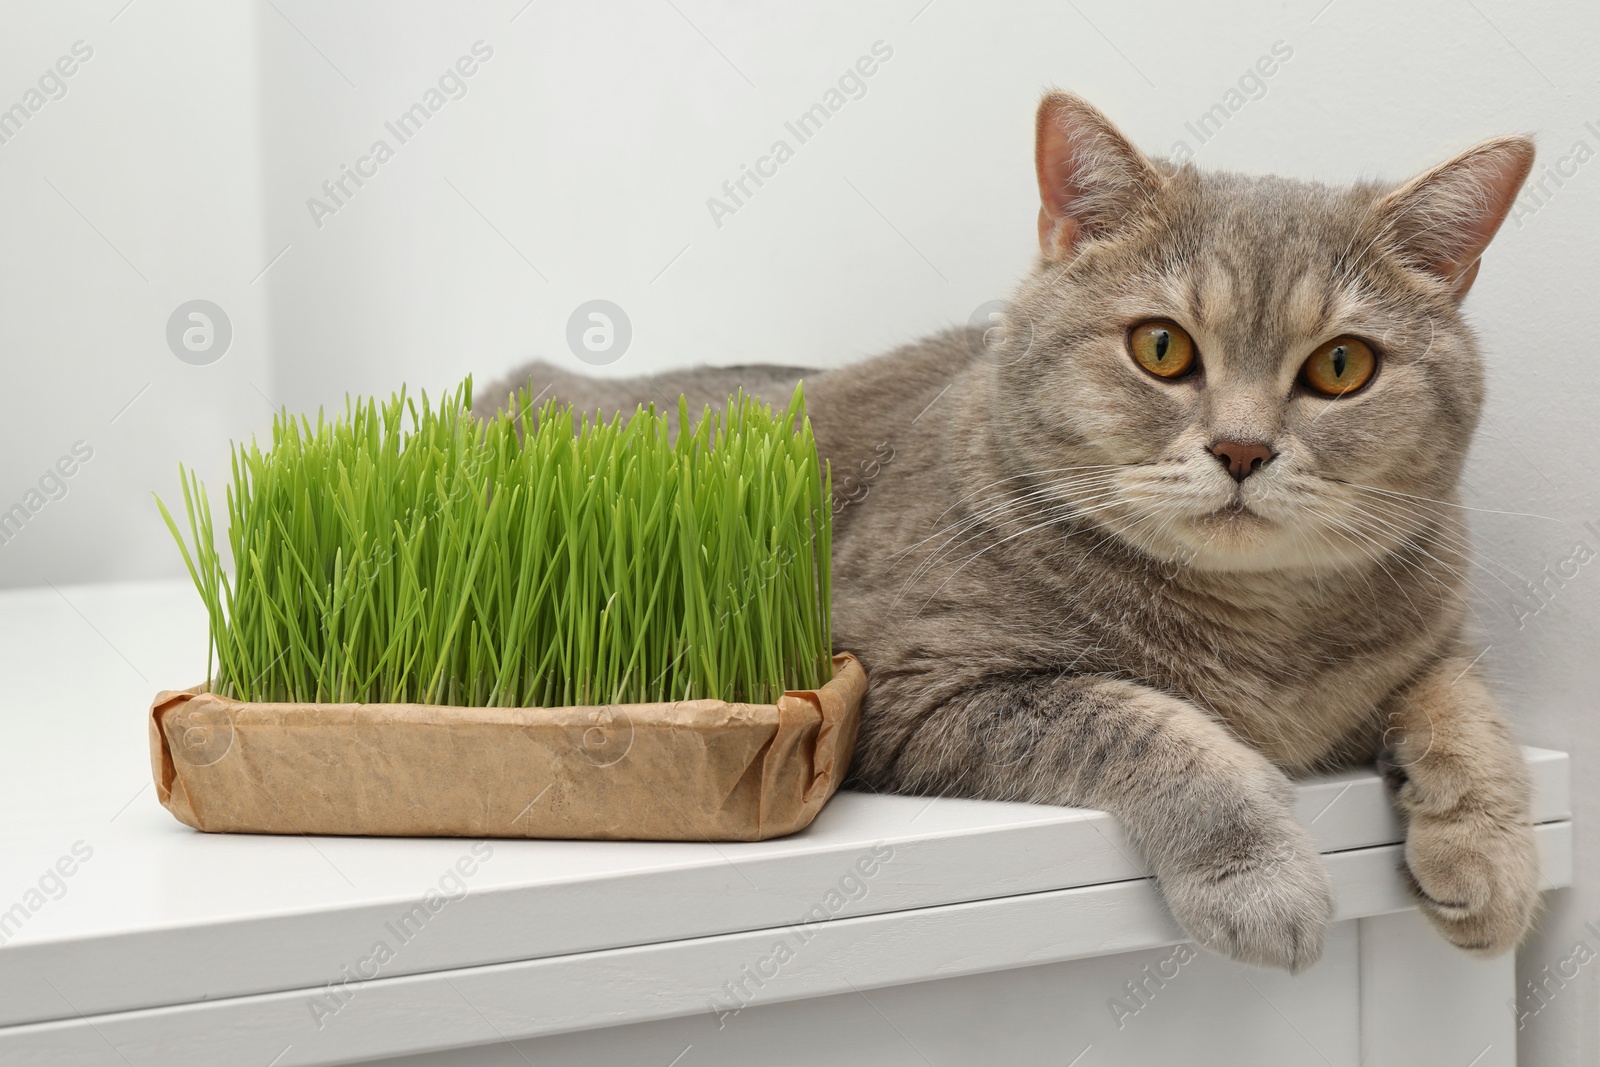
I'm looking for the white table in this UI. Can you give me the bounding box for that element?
[0,580,1572,1067]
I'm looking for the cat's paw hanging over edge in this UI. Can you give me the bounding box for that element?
[1160,828,1336,974]
[1404,809,1540,955]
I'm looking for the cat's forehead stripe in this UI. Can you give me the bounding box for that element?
[1191,259,1236,328]
[1282,271,1329,336]
[1177,250,1357,351]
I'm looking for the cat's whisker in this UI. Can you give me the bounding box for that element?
[886,493,1095,590]
[1302,500,1505,627]
[931,463,1130,525]
[893,475,1130,570]
[1337,491,1534,586]
[885,473,1124,565]
[1299,507,1440,622]
[908,506,1091,619]
[1334,497,1530,602]
[891,486,1129,608]
[1270,476,1533,599]
[910,482,1142,590]
[1331,479,1561,524]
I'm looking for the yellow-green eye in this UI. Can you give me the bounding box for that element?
[1301,336,1376,396]
[1129,320,1196,378]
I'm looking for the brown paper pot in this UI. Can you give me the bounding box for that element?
[148,653,865,842]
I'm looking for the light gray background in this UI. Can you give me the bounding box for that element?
[0,1,1595,1061]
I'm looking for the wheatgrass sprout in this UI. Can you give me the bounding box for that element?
[156,379,833,707]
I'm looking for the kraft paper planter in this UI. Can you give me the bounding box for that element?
[148,653,865,842]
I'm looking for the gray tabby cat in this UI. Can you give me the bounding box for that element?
[477,92,1539,973]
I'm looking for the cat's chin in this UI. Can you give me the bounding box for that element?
[1155,507,1355,574]
[1179,508,1296,571]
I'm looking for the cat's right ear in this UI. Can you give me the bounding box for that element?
[1035,92,1164,262]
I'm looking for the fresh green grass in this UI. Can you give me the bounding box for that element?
[157,379,833,707]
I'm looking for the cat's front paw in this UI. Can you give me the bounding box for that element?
[1160,828,1335,973]
[1404,809,1539,954]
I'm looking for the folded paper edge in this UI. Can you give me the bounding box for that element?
[759,652,867,838]
[149,689,202,830]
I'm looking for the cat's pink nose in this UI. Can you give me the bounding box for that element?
[1210,440,1275,482]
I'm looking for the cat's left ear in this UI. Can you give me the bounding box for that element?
[1375,136,1534,301]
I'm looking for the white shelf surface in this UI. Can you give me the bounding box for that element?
[0,580,1573,1067]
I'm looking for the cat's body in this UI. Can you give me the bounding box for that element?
[477,94,1539,971]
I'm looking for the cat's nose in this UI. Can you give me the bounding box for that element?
[1209,440,1275,482]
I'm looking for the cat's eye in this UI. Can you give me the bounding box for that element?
[1128,320,1196,379]
[1301,336,1377,396]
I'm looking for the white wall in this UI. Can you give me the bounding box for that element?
[0,0,270,590]
[2,1,1597,1060]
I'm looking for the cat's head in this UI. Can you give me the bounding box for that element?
[991,92,1531,574]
